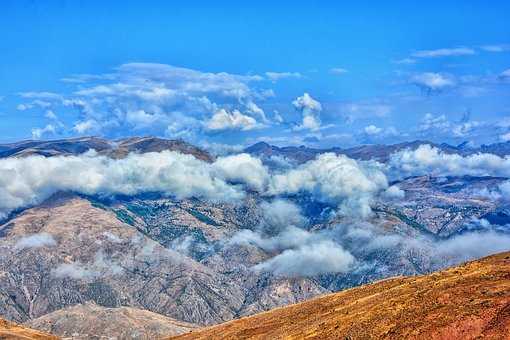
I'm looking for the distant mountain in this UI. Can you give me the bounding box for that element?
[244,140,510,163]
[0,136,213,162]
[169,251,510,340]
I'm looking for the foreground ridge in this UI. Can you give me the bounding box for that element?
[0,317,58,340]
[169,251,510,340]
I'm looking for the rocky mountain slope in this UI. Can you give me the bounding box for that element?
[244,140,510,164]
[0,136,509,338]
[170,251,510,340]
[26,302,196,339]
[0,136,213,161]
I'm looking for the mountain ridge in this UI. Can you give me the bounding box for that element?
[169,251,510,339]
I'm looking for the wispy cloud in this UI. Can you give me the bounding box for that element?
[411,47,475,58]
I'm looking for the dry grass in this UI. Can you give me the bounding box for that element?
[0,318,58,340]
[169,251,510,340]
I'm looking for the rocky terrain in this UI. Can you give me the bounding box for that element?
[170,251,510,340]
[0,136,509,339]
[0,136,212,161]
[27,302,197,339]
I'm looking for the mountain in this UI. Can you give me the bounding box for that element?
[0,317,57,340]
[244,140,510,164]
[0,136,213,162]
[169,251,510,340]
[26,302,196,339]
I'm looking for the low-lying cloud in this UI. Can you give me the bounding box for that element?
[389,144,510,178]
[15,233,56,250]
[0,150,392,220]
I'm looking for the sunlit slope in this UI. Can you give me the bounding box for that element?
[169,251,510,340]
[0,317,58,340]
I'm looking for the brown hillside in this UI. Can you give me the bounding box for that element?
[0,317,58,340]
[169,251,510,340]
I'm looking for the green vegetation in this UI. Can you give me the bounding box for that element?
[188,209,220,226]
[114,209,136,226]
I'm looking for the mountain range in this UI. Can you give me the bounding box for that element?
[0,136,509,339]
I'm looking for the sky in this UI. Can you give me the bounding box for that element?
[1,1,509,148]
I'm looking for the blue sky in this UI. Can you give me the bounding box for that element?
[1,1,509,148]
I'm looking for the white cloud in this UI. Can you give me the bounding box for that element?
[213,153,269,191]
[292,93,322,132]
[265,72,302,81]
[389,144,510,178]
[411,73,456,92]
[329,68,348,75]
[205,109,260,131]
[393,58,416,65]
[0,150,268,218]
[411,47,475,58]
[499,69,510,80]
[253,240,354,277]
[267,153,388,218]
[480,44,510,52]
[499,132,510,142]
[15,233,56,250]
[364,125,382,135]
[31,124,57,139]
[73,120,98,134]
[18,63,272,138]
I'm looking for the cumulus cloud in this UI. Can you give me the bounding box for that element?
[229,199,354,277]
[411,73,456,93]
[292,93,322,131]
[205,109,260,131]
[253,240,354,277]
[0,150,266,218]
[213,153,269,191]
[364,125,382,136]
[31,124,57,139]
[15,233,56,250]
[268,153,388,218]
[411,47,475,58]
[388,144,510,178]
[17,63,272,140]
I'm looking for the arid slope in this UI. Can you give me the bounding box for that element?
[0,317,57,340]
[26,302,196,339]
[170,251,510,340]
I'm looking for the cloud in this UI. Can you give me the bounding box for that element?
[364,125,382,135]
[268,153,388,218]
[17,63,272,140]
[480,44,510,52]
[499,132,510,142]
[393,58,416,65]
[53,251,123,281]
[329,68,348,75]
[253,240,354,277]
[15,233,56,250]
[31,124,57,139]
[0,150,267,218]
[205,109,260,132]
[411,47,475,58]
[499,69,510,80]
[388,144,510,178]
[265,72,302,81]
[292,93,322,132]
[212,153,269,191]
[411,73,456,93]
